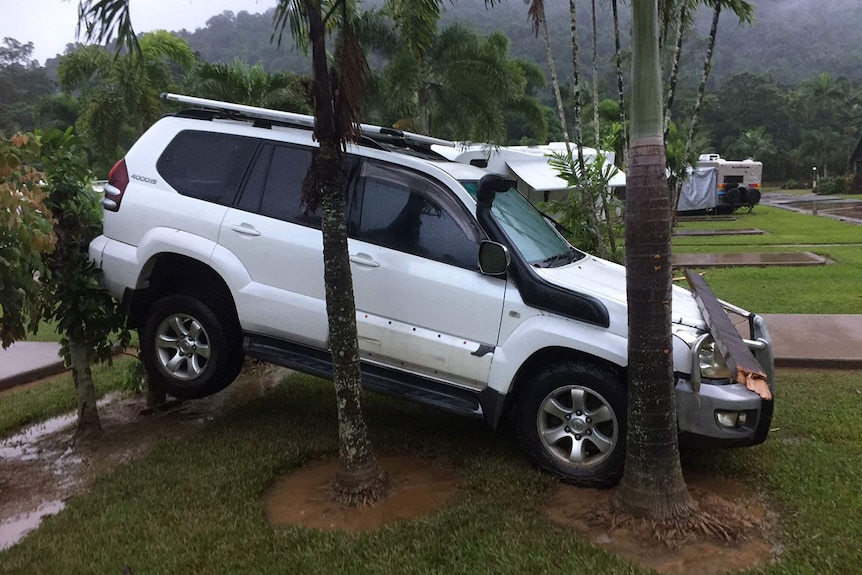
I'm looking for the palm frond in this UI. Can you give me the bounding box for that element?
[76,0,140,58]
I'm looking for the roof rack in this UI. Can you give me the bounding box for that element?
[161,93,456,150]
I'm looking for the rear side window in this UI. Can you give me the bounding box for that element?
[157,130,258,205]
[239,145,317,226]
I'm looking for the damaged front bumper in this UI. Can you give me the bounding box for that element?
[676,312,775,447]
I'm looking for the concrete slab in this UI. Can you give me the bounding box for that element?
[761,314,862,369]
[672,251,827,268]
[673,228,765,237]
[0,342,65,391]
[677,215,738,222]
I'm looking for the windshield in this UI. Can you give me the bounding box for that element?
[462,181,584,267]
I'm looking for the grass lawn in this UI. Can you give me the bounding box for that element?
[0,356,134,438]
[0,369,859,574]
[673,205,862,313]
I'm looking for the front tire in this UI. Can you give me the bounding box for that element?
[140,294,243,399]
[516,362,626,487]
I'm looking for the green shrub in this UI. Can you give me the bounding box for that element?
[782,178,798,190]
[816,175,850,195]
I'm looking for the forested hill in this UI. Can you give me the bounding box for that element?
[164,0,861,87]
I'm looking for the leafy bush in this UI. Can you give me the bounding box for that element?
[0,133,55,347]
[782,179,799,190]
[816,175,850,195]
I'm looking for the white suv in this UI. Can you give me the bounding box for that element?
[89,94,775,486]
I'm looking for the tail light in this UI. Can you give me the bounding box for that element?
[103,159,129,212]
[750,182,761,189]
[717,183,726,190]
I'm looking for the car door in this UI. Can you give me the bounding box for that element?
[348,160,507,389]
[218,143,331,348]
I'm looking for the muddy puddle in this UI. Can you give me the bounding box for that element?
[0,364,289,550]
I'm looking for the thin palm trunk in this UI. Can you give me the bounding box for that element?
[684,3,721,167]
[306,3,386,505]
[614,0,694,519]
[612,0,628,167]
[541,15,571,152]
[568,0,605,257]
[569,0,586,170]
[663,3,687,142]
[591,0,600,148]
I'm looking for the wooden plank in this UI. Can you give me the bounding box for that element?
[683,269,771,400]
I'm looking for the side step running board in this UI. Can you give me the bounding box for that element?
[244,334,491,421]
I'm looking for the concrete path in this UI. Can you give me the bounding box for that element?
[1,315,861,392]
[761,314,862,369]
[0,342,64,392]
[672,251,827,268]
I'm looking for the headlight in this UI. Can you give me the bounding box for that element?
[698,338,732,379]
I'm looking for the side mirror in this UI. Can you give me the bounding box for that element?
[479,241,509,276]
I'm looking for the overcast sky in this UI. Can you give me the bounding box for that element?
[1,0,278,64]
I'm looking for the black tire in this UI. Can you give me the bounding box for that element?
[746,188,761,206]
[724,186,741,208]
[140,293,243,399]
[516,362,626,488]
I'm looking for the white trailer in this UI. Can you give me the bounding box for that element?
[696,153,763,210]
[433,142,625,205]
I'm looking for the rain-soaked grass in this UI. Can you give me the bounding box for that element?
[673,205,862,313]
[0,356,134,439]
[0,369,860,574]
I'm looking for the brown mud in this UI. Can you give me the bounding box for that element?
[543,470,779,575]
[263,455,459,532]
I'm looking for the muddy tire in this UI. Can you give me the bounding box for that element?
[140,293,243,399]
[516,362,626,488]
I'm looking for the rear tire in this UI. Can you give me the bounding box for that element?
[516,362,626,487]
[140,293,243,399]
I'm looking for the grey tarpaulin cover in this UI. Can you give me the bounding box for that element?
[678,167,717,211]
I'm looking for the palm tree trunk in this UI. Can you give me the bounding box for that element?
[612,0,628,167]
[568,0,605,257]
[569,0,586,170]
[614,0,694,520]
[684,3,721,166]
[663,3,687,142]
[418,81,431,135]
[539,11,571,152]
[306,3,386,506]
[591,0,600,148]
[70,339,101,439]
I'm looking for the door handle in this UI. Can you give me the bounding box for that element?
[230,223,261,237]
[349,252,380,267]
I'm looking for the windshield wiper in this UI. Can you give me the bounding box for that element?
[535,248,582,268]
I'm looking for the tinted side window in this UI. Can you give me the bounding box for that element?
[356,162,480,269]
[236,144,321,228]
[157,130,257,206]
[260,146,316,225]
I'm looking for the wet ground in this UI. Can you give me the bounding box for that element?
[543,470,778,575]
[762,193,862,225]
[263,455,459,532]
[0,363,288,551]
